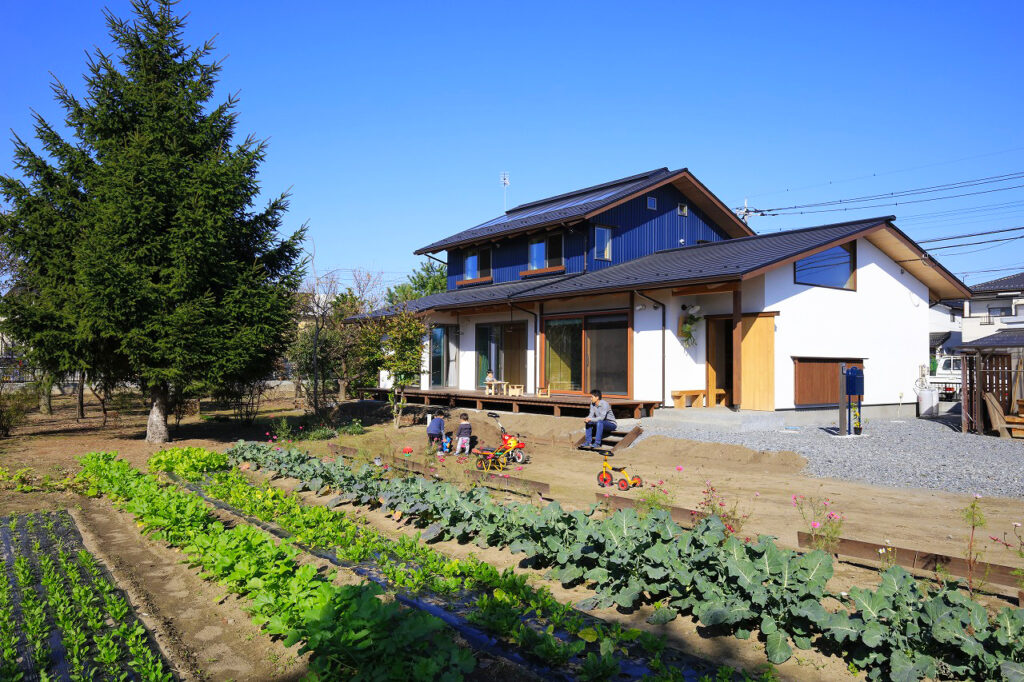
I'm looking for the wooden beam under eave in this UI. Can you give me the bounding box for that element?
[732,288,742,409]
[671,281,740,297]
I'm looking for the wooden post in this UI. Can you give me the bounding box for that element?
[974,351,983,433]
[838,362,848,435]
[961,354,969,434]
[731,288,742,409]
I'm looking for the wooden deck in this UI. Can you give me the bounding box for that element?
[356,387,660,419]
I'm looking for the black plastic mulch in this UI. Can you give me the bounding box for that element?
[0,510,176,682]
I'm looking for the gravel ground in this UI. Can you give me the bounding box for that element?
[639,414,1024,500]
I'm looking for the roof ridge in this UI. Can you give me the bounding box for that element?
[507,167,670,213]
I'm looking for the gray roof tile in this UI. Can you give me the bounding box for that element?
[971,271,1024,293]
[958,329,1024,349]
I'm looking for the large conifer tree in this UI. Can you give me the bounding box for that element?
[0,1,304,442]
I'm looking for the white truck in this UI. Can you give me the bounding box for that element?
[929,355,962,401]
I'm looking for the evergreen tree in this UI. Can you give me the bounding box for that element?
[0,1,304,442]
[385,259,447,305]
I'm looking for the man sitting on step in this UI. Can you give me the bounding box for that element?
[580,389,617,449]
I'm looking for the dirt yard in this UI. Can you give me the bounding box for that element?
[2,396,1022,681]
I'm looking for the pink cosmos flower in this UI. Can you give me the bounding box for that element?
[1014,522,1022,528]
[754,492,760,497]
[516,466,523,471]
[811,521,820,529]
[676,465,683,471]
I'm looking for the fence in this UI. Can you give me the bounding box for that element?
[961,351,1024,433]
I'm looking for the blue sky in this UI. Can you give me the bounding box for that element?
[3,1,1023,287]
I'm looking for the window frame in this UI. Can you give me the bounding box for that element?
[793,242,857,292]
[460,247,492,284]
[677,203,688,217]
[646,196,657,211]
[989,305,1012,317]
[523,232,564,273]
[594,225,613,261]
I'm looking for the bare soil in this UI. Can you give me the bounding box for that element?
[2,396,1023,681]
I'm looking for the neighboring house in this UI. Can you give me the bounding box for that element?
[374,167,970,415]
[928,299,963,359]
[962,271,1024,343]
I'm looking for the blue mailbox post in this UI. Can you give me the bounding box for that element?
[844,367,864,435]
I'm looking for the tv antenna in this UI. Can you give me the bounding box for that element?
[500,171,510,212]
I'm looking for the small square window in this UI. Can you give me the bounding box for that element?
[646,196,657,210]
[677,203,688,216]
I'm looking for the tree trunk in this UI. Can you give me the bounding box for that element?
[38,374,53,415]
[77,370,86,420]
[145,384,170,443]
[312,324,321,415]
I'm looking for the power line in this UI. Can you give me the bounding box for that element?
[755,170,1024,213]
[756,182,1024,216]
[740,144,1024,200]
[926,234,1024,251]
[918,225,1024,244]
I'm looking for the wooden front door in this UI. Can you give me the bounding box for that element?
[706,314,776,410]
[740,315,775,411]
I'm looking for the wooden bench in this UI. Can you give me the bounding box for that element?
[671,388,727,408]
[983,392,1024,439]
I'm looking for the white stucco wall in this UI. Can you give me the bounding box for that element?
[765,237,929,409]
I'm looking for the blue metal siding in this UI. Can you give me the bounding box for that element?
[446,184,729,289]
[586,185,728,271]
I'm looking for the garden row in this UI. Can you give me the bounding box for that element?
[0,510,172,682]
[149,446,712,681]
[76,451,475,681]
[226,440,1024,682]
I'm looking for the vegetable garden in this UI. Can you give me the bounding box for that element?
[0,510,173,681]
[213,440,1024,682]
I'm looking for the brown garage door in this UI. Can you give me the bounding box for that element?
[794,357,863,406]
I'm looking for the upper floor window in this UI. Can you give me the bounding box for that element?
[594,226,612,261]
[677,203,688,216]
[646,196,657,210]
[527,233,563,271]
[794,242,855,290]
[989,306,1012,317]
[463,247,491,280]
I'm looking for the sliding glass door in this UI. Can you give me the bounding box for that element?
[545,319,583,391]
[543,313,629,396]
[429,326,458,388]
[586,315,628,395]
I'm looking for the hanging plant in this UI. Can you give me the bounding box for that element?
[678,306,704,348]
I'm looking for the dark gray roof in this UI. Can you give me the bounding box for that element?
[958,329,1024,349]
[512,216,894,300]
[359,216,896,318]
[971,271,1024,293]
[930,331,951,348]
[351,274,576,319]
[416,168,678,254]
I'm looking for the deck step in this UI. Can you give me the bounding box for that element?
[574,425,643,452]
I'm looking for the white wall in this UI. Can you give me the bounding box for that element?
[962,296,1024,342]
[765,237,929,409]
[638,278,765,405]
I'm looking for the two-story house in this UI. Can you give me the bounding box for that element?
[962,271,1024,343]
[374,167,970,417]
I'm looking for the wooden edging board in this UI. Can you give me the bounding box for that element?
[336,448,552,500]
[462,469,552,499]
[595,493,698,527]
[796,531,1024,605]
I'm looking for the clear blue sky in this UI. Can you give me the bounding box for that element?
[3,1,1023,287]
